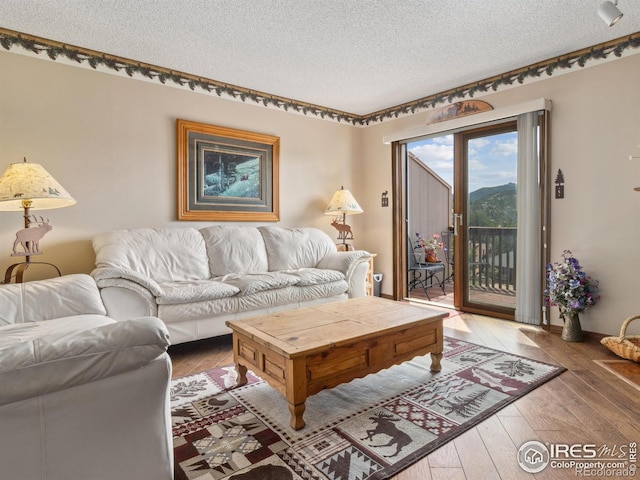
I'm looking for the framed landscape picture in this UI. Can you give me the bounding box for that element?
[177,119,279,221]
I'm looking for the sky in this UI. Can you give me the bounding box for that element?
[408,131,518,193]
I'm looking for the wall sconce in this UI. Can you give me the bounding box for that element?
[554,169,565,199]
[598,1,623,26]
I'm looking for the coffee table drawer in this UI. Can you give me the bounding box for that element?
[307,343,370,382]
[392,325,440,357]
[235,335,287,392]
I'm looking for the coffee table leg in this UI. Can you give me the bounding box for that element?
[430,351,443,372]
[285,358,307,430]
[288,402,306,430]
[235,363,248,386]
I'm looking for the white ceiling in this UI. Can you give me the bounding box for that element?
[1,1,639,116]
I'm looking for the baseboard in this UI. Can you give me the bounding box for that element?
[548,324,606,341]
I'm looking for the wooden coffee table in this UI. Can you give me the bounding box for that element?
[226,296,446,430]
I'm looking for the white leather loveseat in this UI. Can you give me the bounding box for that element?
[0,274,173,480]
[91,225,370,345]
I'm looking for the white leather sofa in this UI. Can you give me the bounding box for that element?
[0,274,173,480]
[91,225,370,344]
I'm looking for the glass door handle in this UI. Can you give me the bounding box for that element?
[453,213,463,236]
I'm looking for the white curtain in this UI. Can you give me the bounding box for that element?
[515,112,541,324]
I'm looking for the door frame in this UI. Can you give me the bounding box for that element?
[391,141,407,301]
[391,113,550,325]
[454,121,517,320]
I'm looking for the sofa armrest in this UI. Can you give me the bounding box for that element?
[0,316,170,406]
[317,250,370,275]
[91,267,163,296]
[99,285,158,319]
[91,267,161,318]
[347,261,370,298]
[317,250,371,298]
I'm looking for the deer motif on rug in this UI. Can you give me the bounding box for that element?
[361,411,412,458]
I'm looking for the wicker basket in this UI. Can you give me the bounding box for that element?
[601,314,640,363]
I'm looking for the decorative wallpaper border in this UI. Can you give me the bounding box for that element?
[1,27,639,126]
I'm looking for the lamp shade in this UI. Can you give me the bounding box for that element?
[0,160,76,211]
[324,187,363,216]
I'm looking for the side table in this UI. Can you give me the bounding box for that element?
[365,253,377,296]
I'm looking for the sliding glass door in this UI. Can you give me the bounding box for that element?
[455,122,517,318]
[405,122,519,319]
[395,107,549,324]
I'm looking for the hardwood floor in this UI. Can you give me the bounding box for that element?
[408,279,517,310]
[169,310,640,480]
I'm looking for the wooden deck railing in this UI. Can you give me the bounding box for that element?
[467,226,516,294]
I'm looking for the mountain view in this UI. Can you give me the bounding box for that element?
[468,182,516,227]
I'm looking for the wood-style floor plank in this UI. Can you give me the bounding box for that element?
[453,427,501,479]
[169,334,233,378]
[429,467,466,480]
[169,310,639,479]
[475,415,534,479]
[427,441,461,468]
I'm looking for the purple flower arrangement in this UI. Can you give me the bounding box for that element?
[545,250,600,318]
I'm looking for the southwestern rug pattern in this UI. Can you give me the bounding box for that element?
[171,337,565,480]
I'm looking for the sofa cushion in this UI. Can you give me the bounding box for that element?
[93,228,210,283]
[0,316,170,406]
[158,283,349,323]
[0,274,106,326]
[200,226,269,276]
[258,226,336,271]
[218,272,299,296]
[285,268,346,286]
[156,280,240,305]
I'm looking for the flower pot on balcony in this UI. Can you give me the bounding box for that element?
[561,312,583,342]
[425,249,439,263]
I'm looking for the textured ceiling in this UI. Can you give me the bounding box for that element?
[1,1,640,115]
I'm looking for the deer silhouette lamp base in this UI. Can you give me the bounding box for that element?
[2,211,62,284]
[331,213,356,251]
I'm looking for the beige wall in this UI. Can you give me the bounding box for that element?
[1,49,638,336]
[358,53,640,336]
[0,50,361,276]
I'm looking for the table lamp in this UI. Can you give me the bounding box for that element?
[324,186,363,250]
[0,157,76,283]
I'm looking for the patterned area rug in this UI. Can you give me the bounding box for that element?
[171,337,564,480]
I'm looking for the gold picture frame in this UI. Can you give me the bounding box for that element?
[177,119,279,221]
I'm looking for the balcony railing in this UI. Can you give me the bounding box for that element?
[467,226,516,294]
